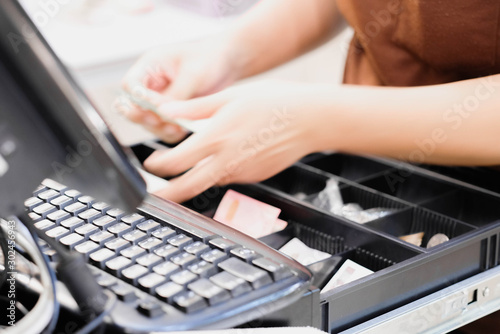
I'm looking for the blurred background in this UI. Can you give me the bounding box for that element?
[19,0,352,145]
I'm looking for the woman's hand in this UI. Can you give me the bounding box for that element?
[143,81,332,203]
[115,37,243,142]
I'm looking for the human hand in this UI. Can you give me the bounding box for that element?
[115,37,242,142]
[143,80,331,203]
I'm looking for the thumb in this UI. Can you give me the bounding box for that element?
[158,91,228,120]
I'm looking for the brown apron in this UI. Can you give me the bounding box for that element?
[337,0,500,86]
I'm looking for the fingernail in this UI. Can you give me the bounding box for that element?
[144,115,160,127]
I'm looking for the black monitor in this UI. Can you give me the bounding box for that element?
[0,0,147,216]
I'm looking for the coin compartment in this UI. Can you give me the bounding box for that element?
[421,189,500,227]
[364,207,477,248]
[303,153,393,182]
[360,170,457,204]
[260,165,409,222]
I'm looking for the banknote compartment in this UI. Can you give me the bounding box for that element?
[364,207,477,248]
[421,188,500,227]
[360,170,457,204]
[303,153,393,182]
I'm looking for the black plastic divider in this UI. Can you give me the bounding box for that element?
[365,207,477,248]
[304,153,393,182]
[422,189,500,227]
[360,169,457,204]
[261,164,410,225]
[184,184,423,263]
[261,165,330,197]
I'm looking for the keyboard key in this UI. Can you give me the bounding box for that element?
[154,244,180,259]
[171,270,198,286]
[138,237,163,252]
[96,274,118,288]
[89,231,114,246]
[167,234,193,249]
[64,202,87,215]
[170,252,197,269]
[33,185,47,196]
[188,278,230,305]
[78,209,102,223]
[121,264,149,285]
[105,256,133,276]
[121,245,147,261]
[210,272,252,297]
[173,291,207,313]
[188,261,217,278]
[92,201,110,212]
[137,300,165,318]
[28,212,41,222]
[136,253,162,269]
[136,219,160,234]
[252,257,293,281]
[121,213,145,227]
[153,261,180,278]
[64,189,81,199]
[156,282,184,304]
[138,273,166,293]
[151,227,176,241]
[25,197,43,210]
[75,224,99,239]
[107,208,125,220]
[230,247,260,263]
[46,226,70,241]
[166,217,216,243]
[218,258,272,290]
[50,195,73,209]
[59,233,84,249]
[60,217,84,232]
[78,195,95,207]
[107,223,132,237]
[47,210,71,224]
[90,248,116,268]
[43,248,58,261]
[42,179,66,192]
[201,249,228,265]
[93,216,116,230]
[33,203,57,218]
[209,238,239,253]
[74,241,100,258]
[184,241,209,257]
[111,284,137,302]
[38,189,60,202]
[105,238,131,253]
[34,219,55,231]
[122,230,147,245]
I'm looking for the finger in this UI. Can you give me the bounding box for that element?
[164,71,199,100]
[143,133,216,176]
[122,57,169,93]
[144,123,188,144]
[153,156,221,203]
[158,91,228,120]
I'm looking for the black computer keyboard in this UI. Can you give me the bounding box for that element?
[24,179,311,332]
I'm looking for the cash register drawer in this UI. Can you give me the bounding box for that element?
[131,144,500,333]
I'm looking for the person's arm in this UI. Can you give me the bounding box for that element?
[145,74,500,202]
[226,0,342,79]
[312,75,500,166]
[118,0,341,143]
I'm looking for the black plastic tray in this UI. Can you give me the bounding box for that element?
[131,143,500,333]
[304,153,392,182]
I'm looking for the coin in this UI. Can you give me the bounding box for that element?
[427,233,449,248]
